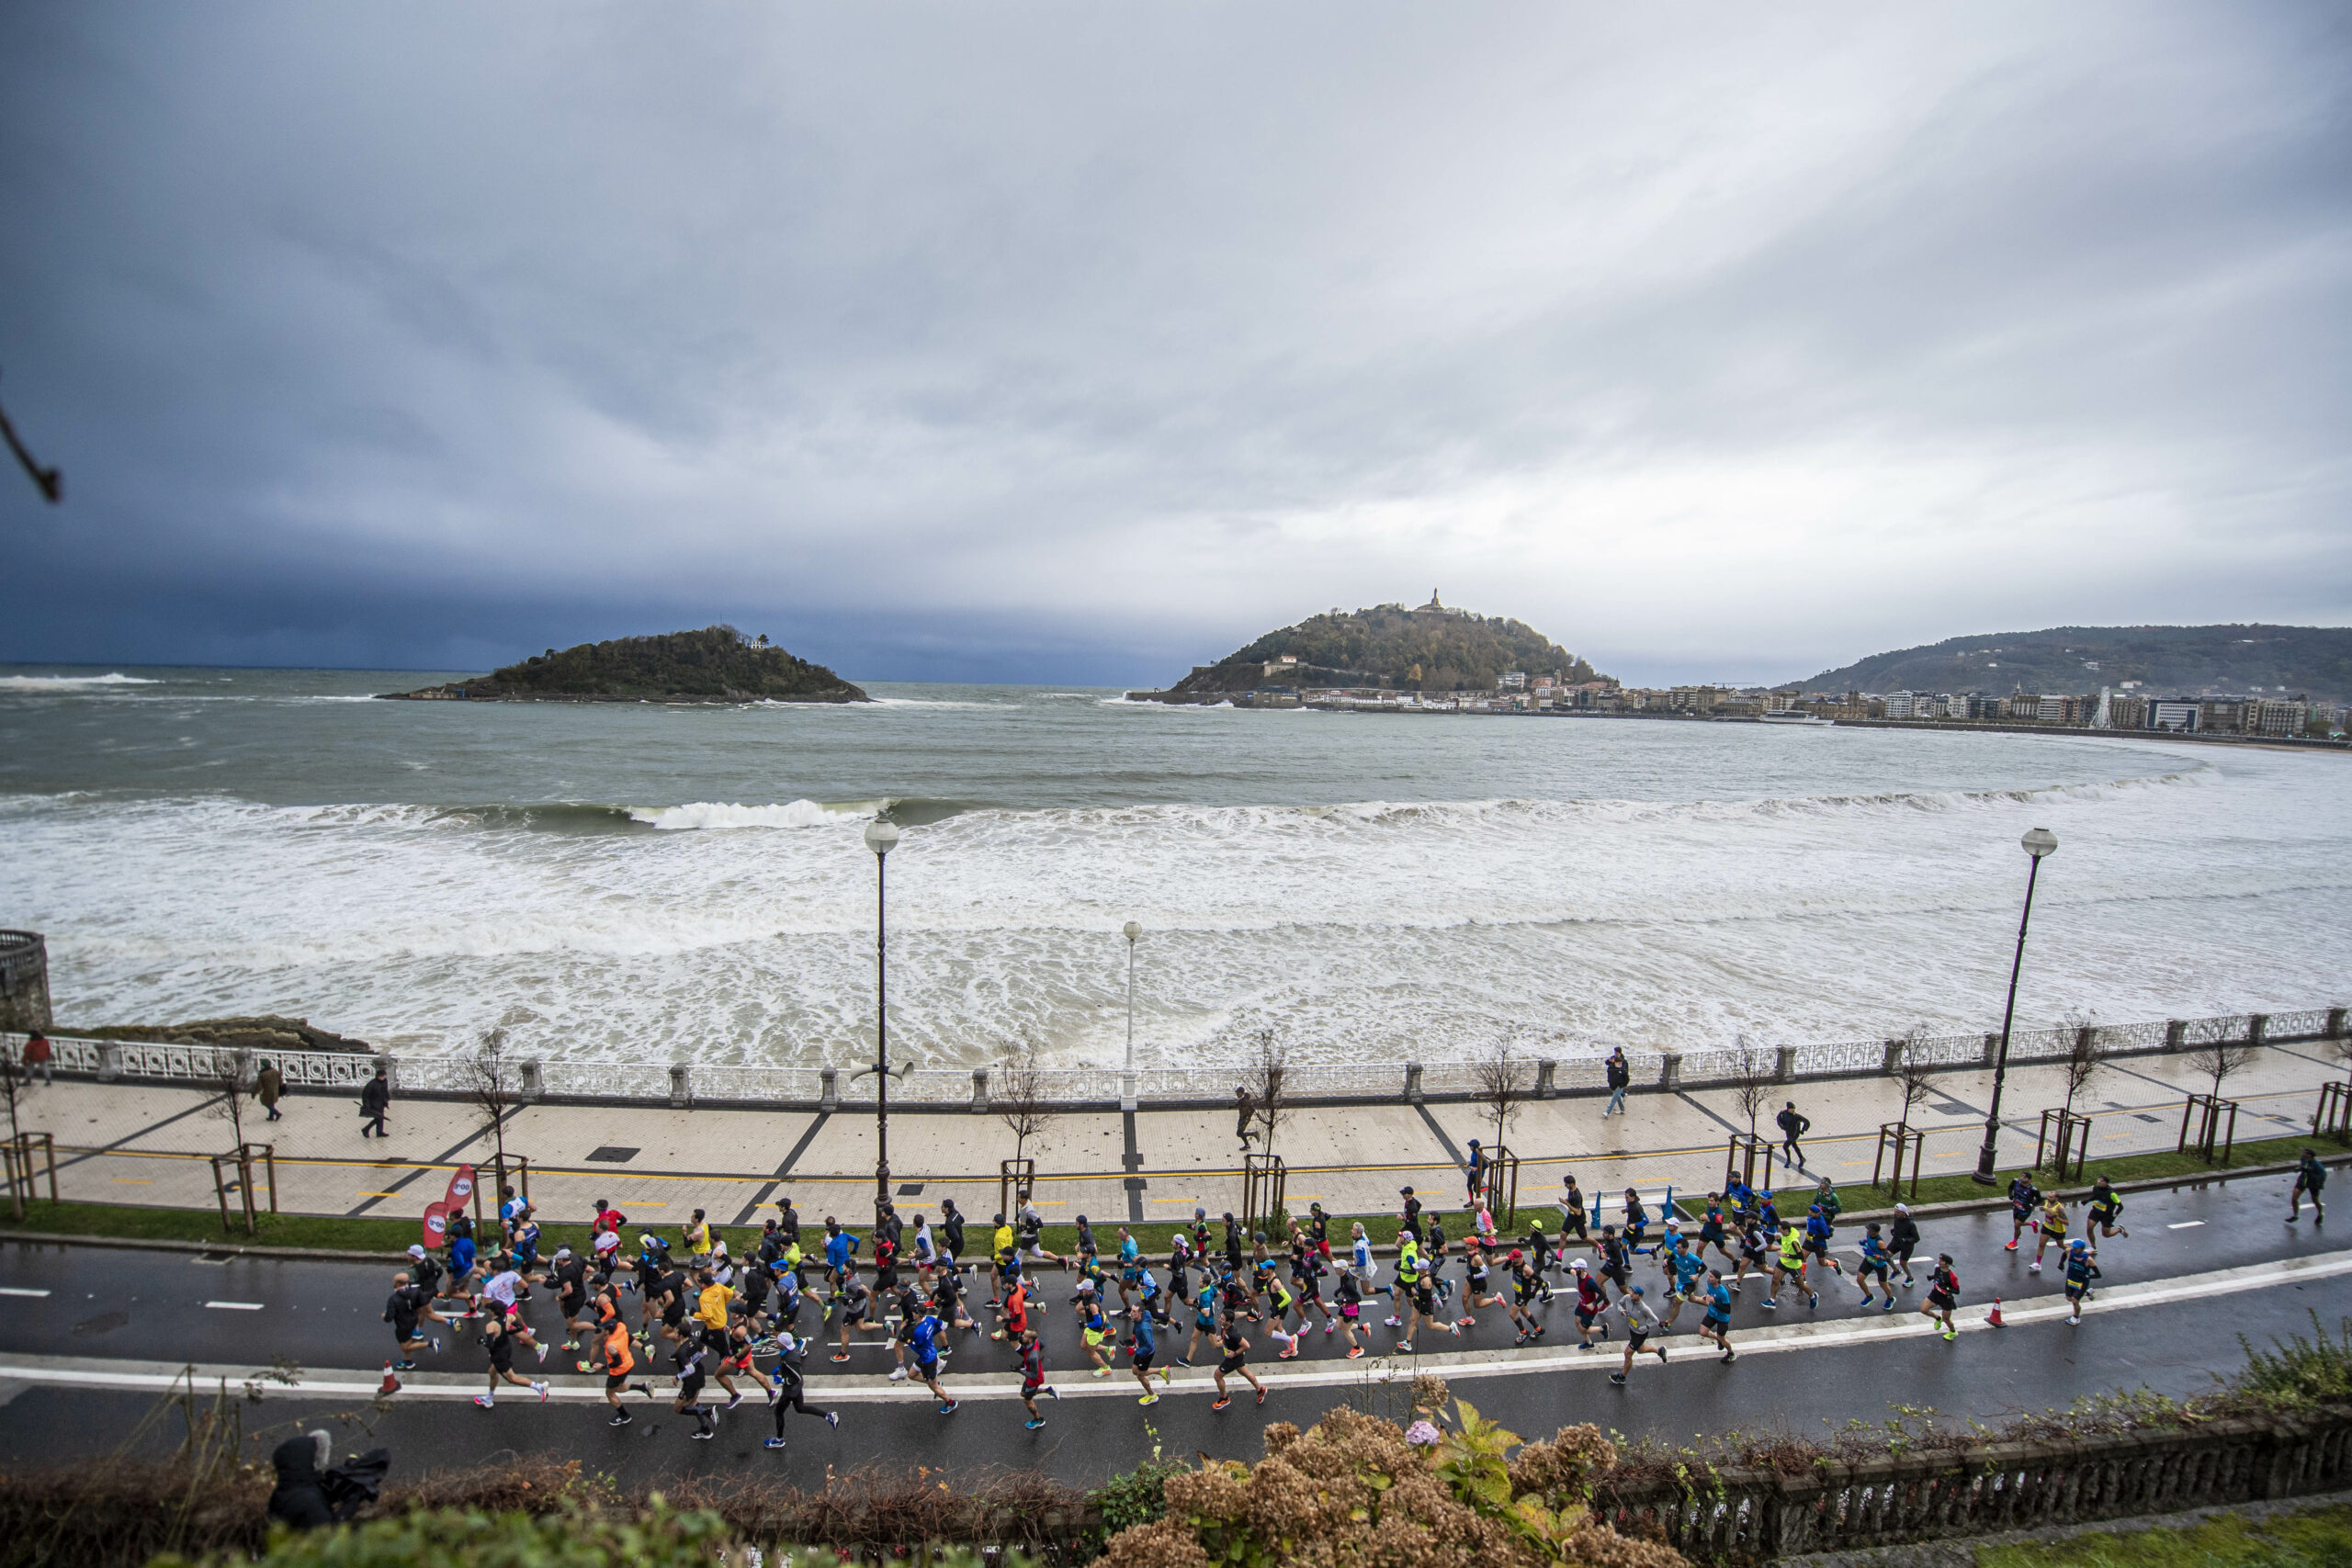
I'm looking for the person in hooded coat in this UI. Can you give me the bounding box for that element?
[267,1430,390,1530]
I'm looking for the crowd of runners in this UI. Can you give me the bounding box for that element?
[379,1147,2333,1443]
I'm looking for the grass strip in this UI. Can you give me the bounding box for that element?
[0,1133,2329,1259]
[1978,1502,2352,1567]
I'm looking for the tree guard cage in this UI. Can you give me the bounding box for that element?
[2178,1093,2239,1164]
[2315,1081,2350,1145]
[1242,1153,1287,1236]
[482,1153,531,1226]
[2036,1108,2092,1180]
[1872,1122,1926,1201]
[998,1157,1035,1225]
[1476,1146,1521,1229]
[209,1142,277,1235]
[1723,1133,1770,1194]
[3,1132,55,1206]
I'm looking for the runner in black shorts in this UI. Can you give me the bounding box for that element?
[2086,1179,2129,1251]
[1209,1318,1265,1411]
[1733,1219,1768,1294]
[1922,1253,1961,1341]
[671,1340,716,1439]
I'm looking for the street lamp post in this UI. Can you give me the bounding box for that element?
[1973,826,2059,1184]
[859,819,903,1224]
[1121,920,1141,1111]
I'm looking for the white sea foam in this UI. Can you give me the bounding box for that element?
[627,799,880,831]
[0,672,161,691]
[7,739,2349,1075]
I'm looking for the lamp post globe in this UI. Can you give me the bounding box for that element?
[865,819,900,858]
[1974,826,2059,1183]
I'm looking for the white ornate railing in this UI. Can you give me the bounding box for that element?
[0,1003,2340,1110]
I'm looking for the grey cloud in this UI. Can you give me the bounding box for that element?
[0,3,2346,685]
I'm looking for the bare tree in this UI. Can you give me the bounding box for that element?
[203,1047,252,1151]
[2186,1026,2261,1103]
[992,1037,1058,1170]
[463,1027,520,1224]
[1250,1028,1289,1165]
[1470,1034,1531,1152]
[1727,1034,1773,1140]
[1890,1030,1937,1142]
[0,1048,38,1220]
[2057,1011,2108,1118]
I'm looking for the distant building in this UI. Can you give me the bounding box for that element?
[2248,697,2308,737]
[1498,671,1527,691]
[2148,700,2199,732]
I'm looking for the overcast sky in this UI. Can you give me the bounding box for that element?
[1,5,2346,686]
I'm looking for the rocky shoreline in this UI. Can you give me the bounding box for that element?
[62,1014,376,1056]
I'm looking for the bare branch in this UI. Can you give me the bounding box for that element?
[1892,1029,1938,1131]
[1251,1028,1288,1163]
[2058,1010,2107,1116]
[2185,1025,2261,1101]
[1469,1035,1530,1151]
[992,1038,1057,1168]
[1728,1034,1773,1139]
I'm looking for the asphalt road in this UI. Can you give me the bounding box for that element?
[0,1169,2338,1490]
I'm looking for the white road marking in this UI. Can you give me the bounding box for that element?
[0,1289,50,1299]
[0,1249,2342,1404]
[202,1301,265,1311]
[2168,1221,2206,1229]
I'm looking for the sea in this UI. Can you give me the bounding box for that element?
[3,665,2348,1073]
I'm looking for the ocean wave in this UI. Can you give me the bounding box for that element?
[627,798,884,831]
[0,672,162,691]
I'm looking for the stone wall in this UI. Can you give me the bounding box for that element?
[0,931,50,1034]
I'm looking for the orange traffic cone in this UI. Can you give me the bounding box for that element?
[379,1360,402,1396]
[1986,1297,2006,1328]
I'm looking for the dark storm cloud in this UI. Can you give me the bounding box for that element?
[0,4,2346,683]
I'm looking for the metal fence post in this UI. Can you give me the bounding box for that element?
[970,1068,989,1113]
[1405,1063,1424,1104]
[820,1067,840,1111]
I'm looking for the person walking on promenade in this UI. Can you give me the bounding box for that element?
[2290,1149,2328,1222]
[1234,1085,1256,1150]
[1775,1101,1809,1167]
[1602,1049,1630,1117]
[359,1065,390,1138]
[20,1032,51,1085]
[1464,1140,1486,1205]
[254,1058,284,1122]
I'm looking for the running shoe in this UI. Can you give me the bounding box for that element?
[393,1360,418,1371]
[1024,1417,1046,1429]
[576,1360,594,1372]
[725,1393,744,1410]
[610,1413,632,1427]
[1719,1350,1736,1364]
[1883,1299,1898,1313]
[1942,1329,1958,1341]
[1396,1340,1412,1353]
[429,1337,441,1352]
[888,1368,908,1382]
[690,1428,714,1440]
[1172,1357,1192,1368]
[2029,1262,2041,1273]
[1212,1396,1232,1411]
[764,1438,786,1450]
[937,1400,958,1415]
[1760,1297,1778,1310]
[1654,1345,1668,1364]
[1346,1346,1365,1359]
[536,1345,549,1364]
[2004,1240,2018,1252]
[1138,1393,1159,1405]
[825,1410,841,1427]
[831,1353,851,1363]
[1807,1292,1819,1310]
[1608,1372,1626,1384]
[1256,1388,1267,1405]
[533,1382,549,1402]
[473,1395,494,1409]
[1091,1367,1111,1378]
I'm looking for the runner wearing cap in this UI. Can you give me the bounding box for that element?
[2062,1238,2102,1325]
[1568,1259,1611,1348]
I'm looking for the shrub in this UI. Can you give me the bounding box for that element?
[1097,1396,1684,1568]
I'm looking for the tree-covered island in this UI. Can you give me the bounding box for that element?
[1136,592,1605,700]
[379,626,867,703]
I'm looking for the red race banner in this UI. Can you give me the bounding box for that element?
[443,1163,477,1215]
[421,1200,450,1250]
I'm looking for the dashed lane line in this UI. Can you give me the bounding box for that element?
[201,1301,265,1311]
[1,1248,2344,1404]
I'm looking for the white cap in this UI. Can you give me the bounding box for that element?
[407,1244,425,1258]
[1894,1203,1909,1214]
[1567,1258,1589,1269]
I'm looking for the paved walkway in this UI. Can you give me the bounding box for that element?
[11,1040,2341,1233]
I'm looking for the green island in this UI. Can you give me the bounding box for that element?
[1133,592,1607,701]
[379,625,866,704]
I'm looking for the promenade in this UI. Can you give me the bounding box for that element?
[9,1032,2342,1235]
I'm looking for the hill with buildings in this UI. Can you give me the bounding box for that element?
[1792,625,2352,705]
[380,626,866,703]
[1155,593,1602,696]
